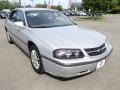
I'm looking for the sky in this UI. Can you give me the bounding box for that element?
[19,0,82,9]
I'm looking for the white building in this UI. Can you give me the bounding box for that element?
[71,2,84,11]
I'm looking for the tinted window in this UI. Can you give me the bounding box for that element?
[16,11,24,22]
[25,10,73,28]
[9,11,17,22]
[9,10,24,22]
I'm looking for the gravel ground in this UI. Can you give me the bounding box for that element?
[0,15,120,90]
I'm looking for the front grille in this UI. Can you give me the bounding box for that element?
[84,44,106,56]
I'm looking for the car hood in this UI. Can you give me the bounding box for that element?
[31,25,106,49]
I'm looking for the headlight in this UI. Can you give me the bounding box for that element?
[53,49,84,59]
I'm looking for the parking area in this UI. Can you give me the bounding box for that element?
[0,15,120,90]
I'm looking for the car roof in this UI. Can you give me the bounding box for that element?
[0,11,6,13]
[14,8,57,12]
[0,11,5,12]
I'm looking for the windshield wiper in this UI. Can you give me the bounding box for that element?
[31,26,51,28]
[31,24,73,28]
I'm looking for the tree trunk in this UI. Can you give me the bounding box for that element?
[91,11,95,20]
[91,8,95,20]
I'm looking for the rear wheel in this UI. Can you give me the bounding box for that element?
[30,45,44,74]
[6,31,13,44]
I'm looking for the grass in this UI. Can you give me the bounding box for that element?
[74,16,105,22]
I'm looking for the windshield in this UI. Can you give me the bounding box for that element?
[25,10,74,28]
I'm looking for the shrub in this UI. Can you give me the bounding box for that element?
[111,6,120,13]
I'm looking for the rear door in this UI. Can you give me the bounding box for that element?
[5,10,18,42]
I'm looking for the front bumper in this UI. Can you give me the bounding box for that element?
[42,44,112,78]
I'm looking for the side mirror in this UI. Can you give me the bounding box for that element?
[14,21,24,27]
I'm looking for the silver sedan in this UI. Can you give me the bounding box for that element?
[5,8,112,78]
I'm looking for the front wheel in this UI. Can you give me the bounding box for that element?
[30,45,44,74]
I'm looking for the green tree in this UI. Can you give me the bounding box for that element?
[51,6,57,9]
[51,5,62,11]
[111,0,120,13]
[0,1,21,10]
[99,0,114,13]
[10,2,21,10]
[56,5,62,11]
[118,0,120,5]
[82,0,112,19]
[35,4,63,11]
[0,1,10,10]
[35,4,47,8]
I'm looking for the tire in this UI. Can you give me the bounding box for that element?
[6,30,13,44]
[30,45,44,74]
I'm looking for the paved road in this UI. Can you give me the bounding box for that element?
[0,15,120,90]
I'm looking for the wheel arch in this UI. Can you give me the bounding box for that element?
[28,41,38,52]
[5,27,7,32]
[28,41,45,74]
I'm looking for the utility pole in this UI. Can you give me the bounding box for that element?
[19,0,21,7]
[30,0,34,7]
[69,0,72,9]
[52,0,53,6]
[47,0,51,8]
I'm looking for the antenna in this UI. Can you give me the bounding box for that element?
[69,0,72,9]
[52,0,53,6]
[19,0,21,7]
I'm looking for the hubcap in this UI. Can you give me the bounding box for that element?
[31,50,40,69]
[7,31,11,41]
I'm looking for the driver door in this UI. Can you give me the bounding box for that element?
[13,10,28,52]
